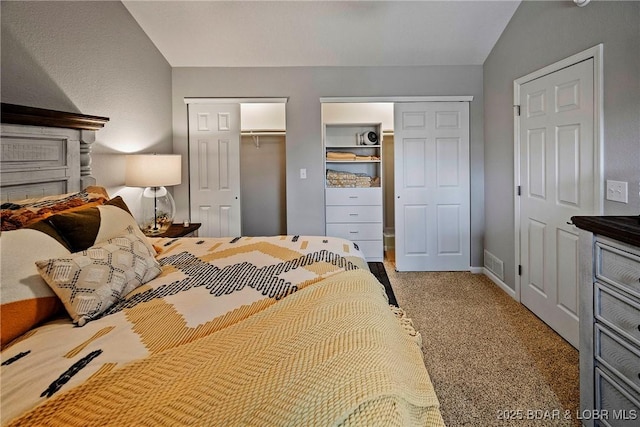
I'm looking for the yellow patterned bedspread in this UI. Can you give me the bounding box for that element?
[1,236,443,426]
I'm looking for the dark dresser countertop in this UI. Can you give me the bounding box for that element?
[571,215,640,247]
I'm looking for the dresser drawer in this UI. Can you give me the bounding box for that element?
[326,206,383,223]
[595,324,640,395]
[325,188,382,206]
[596,283,640,347]
[595,368,640,427]
[326,223,382,241]
[353,240,383,261]
[596,241,640,299]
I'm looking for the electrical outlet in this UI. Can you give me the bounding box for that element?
[606,180,628,203]
[300,168,307,179]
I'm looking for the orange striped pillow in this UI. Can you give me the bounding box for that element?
[0,186,109,231]
[0,229,71,348]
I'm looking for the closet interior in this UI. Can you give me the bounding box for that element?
[240,103,287,236]
[321,102,395,262]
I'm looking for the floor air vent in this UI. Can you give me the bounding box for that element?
[484,249,504,280]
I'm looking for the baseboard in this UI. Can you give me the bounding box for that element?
[483,268,517,299]
[469,266,484,274]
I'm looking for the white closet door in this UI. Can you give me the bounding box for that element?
[394,102,470,271]
[188,103,241,237]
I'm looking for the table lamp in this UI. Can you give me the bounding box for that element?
[125,154,182,236]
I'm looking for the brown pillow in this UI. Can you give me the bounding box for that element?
[25,219,70,250]
[21,193,129,251]
[44,196,135,253]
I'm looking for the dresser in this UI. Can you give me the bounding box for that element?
[324,123,383,261]
[325,187,383,261]
[574,216,640,427]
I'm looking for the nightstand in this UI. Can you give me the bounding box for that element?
[156,223,201,238]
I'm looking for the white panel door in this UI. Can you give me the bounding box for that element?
[188,103,241,237]
[394,102,470,271]
[519,59,594,348]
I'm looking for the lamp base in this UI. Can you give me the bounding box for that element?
[138,186,176,236]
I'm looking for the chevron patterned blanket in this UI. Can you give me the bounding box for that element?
[1,236,443,426]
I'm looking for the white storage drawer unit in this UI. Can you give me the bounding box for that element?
[325,206,383,224]
[325,189,383,261]
[324,123,384,262]
[325,188,382,206]
[326,223,383,242]
[575,216,640,427]
[351,241,384,261]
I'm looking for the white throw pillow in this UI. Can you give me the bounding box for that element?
[36,226,161,326]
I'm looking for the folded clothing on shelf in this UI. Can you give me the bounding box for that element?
[326,152,380,161]
[326,151,356,160]
[326,170,380,188]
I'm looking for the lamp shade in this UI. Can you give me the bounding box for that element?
[125,154,182,187]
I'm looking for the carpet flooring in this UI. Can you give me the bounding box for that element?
[382,261,580,427]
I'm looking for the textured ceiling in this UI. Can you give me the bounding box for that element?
[123,0,521,67]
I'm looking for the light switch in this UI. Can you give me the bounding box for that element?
[300,168,307,179]
[606,180,628,203]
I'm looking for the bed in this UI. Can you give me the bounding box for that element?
[0,104,444,426]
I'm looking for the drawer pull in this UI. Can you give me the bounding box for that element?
[349,231,359,234]
[349,213,359,216]
[348,196,359,199]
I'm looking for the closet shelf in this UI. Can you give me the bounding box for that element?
[241,130,286,136]
[326,144,381,148]
[326,160,381,163]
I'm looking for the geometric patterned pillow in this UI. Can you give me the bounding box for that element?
[35,226,161,326]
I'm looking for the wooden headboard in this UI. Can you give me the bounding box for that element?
[0,103,109,202]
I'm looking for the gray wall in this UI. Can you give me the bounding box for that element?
[484,0,640,290]
[1,1,172,208]
[172,66,486,267]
